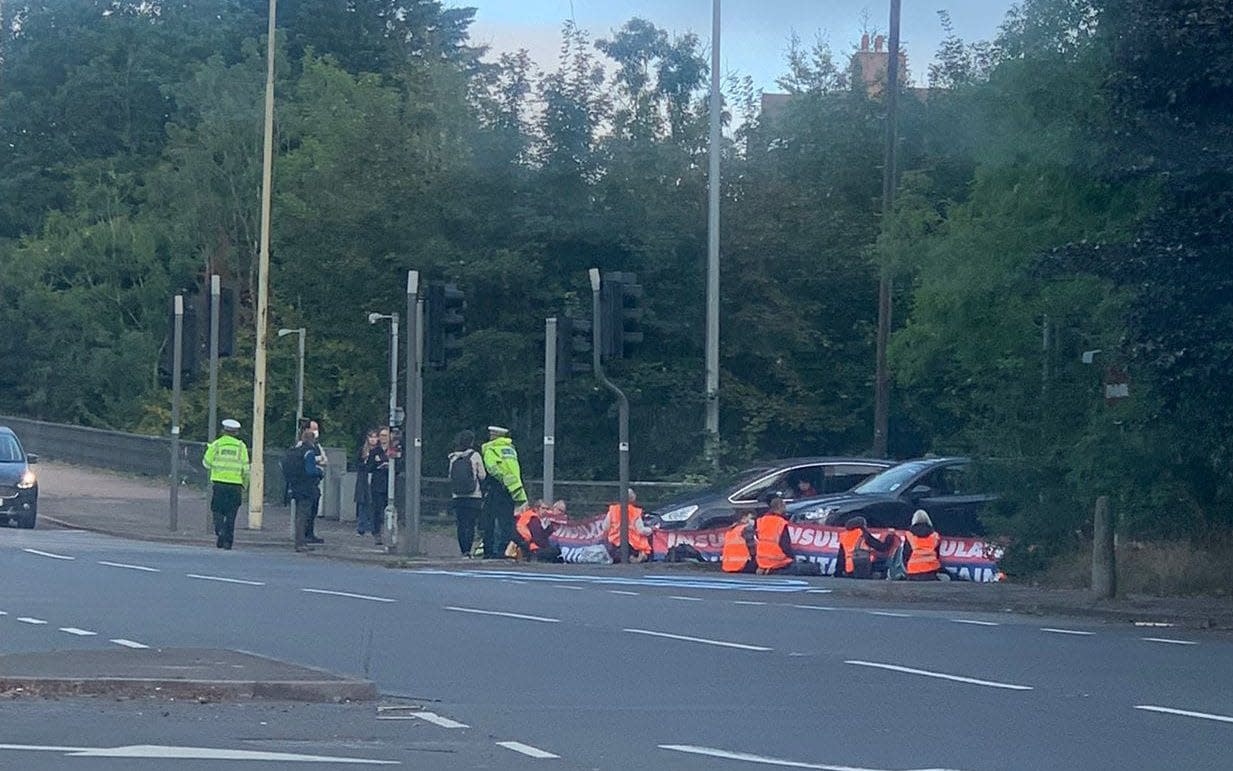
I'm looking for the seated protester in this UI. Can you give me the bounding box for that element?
[753,495,819,575]
[721,512,757,574]
[515,501,562,562]
[902,509,950,581]
[604,489,653,563]
[834,516,894,578]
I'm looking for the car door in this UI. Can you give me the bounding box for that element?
[910,464,992,536]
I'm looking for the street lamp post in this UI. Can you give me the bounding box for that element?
[369,312,399,552]
[705,0,722,466]
[277,327,306,445]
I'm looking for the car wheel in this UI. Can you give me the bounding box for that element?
[17,508,36,529]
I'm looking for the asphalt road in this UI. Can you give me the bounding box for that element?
[1,527,1230,770]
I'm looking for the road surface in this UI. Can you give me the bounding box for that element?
[1,527,1229,770]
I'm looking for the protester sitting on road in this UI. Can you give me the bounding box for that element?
[754,495,819,575]
[835,516,894,578]
[604,489,653,563]
[902,509,950,581]
[515,501,563,562]
[550,499,568,522]
[721,512,757,574]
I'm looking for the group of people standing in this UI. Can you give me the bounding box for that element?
[447,425,532,559]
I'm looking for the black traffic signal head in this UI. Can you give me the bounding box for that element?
[426,282,465,370]
[555,315,593,381]
[600,271,644,360]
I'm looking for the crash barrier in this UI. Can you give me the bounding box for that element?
[548,516,1005,582]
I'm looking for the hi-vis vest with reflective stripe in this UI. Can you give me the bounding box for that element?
[839,528,873,574]
[516,509,540,551]
[905,531,942,574]
[606,504,649,552]
[482,437,527,503]
[721,523,753,573]
[203,435,249,485]
[755,514,792,571]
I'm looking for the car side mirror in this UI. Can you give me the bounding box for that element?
[909,484,932,499]
[26,453,39,465]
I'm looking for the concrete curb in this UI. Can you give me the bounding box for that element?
[0,676,377,702]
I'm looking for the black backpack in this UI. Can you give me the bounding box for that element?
[281,444,307,491]
[449,450,477,496]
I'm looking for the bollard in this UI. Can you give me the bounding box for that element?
[1091,495,1116,599]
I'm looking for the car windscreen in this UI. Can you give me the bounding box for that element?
[852,461,933,495]
[719,466,776,492]
[0,434,24,462]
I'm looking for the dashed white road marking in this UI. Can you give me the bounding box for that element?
[734,600,768,606]
[59,627,97,636]
[1142,637,1197,646]
[1041,627,1094,636]
[805,589,833,594]
[377,711,468,729]
[868,611,913,618]
[99,561,160,573]
[1135,705,1233,724]
[792,604,837,612]
[444,607,560,623]
[608,590,639,596]
[110,639,149,649]
[17,617,47,625]
[187,574,264,586]
[669,595,703,602]
[624,628,772,652]
[659,744,964,770]
[302,589,395,603]
[846,660,1033,691]
[1134,621,1175,628]
[496,741,560,759]
[950,619,999,627]
[547,584,583,591]
[500,579,529,585]
[22,548,74,561]
[0,743,397,764]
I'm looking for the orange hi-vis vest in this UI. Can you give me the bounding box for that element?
[839,528,873,575]
[516,509,540,551]
[755,514,793,571]
[905,531,942,574]
[721,523,753,573]
[606,504,650,553]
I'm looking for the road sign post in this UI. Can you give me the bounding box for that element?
[170,294,183,532]
[544,317,557,504]
[590,269,631,563]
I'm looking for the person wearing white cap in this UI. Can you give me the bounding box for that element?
[902,509,948,581]
[203,419,249,550]
[481,425,527,559]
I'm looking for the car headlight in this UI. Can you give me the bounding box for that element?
[17,470,36,490]
[658,505,698,523]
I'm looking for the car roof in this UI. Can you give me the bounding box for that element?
[747,457,894,467]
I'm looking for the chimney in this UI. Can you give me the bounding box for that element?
[874,34,885,52]
[860,33,870,51]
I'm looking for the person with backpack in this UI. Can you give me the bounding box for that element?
[448,429,486,558]
[284,428,323,552]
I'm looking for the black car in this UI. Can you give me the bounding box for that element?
[649,457,893,531]
[0,427,39,528]
[785,457,995,536]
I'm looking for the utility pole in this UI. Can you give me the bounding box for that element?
[590,269,631,564]
[704,0,722,467]
[402,271,421,557]
[873,0,901,458]
[248,0,278,530]
[170,294,184,532]
[207,274,220,532]
[543,317,558,504]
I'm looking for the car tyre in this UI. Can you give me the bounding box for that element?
[17,507,36,529]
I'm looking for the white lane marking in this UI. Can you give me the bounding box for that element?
[377,711,469,729]
[413,568,809,593]
[792,604,837,611]
[1135,705,1233,725]
[669,595,703,602]
[659,744,965,770]
[444,606,560,623]
[868,611,913,618]
[99,561,160,573]
[22,548,74,561]
[0,611,6,615]
[500,579,529,585]
[59,627,97,636]
[846,660,1033,691]
[624,628,772,652]
[608,590,639,596]
[1134,621,1175,628]
[734,600,768,606]
[110,639,149,649]
[496,741,560,759]
[547,584,583,591]
[1142,637,1197,646]
[17,617,48,625]
[1041,627,1095,636]
[805,589,833,594]
[0,743,397,764]
[950,619,999,627]
[302,589,395,603]
[187,574,264,586]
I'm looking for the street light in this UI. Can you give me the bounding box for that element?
[368,311,400,551]
[277,327,306,444]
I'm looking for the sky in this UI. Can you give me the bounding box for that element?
[456,0,1019,92]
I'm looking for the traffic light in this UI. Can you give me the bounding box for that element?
[425,282,465,370]
[205,285,238,357]
[600,272,644,360]
[158,293,199,387]
[555,314,593,381]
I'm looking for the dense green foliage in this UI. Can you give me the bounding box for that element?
[1,1,1229,557]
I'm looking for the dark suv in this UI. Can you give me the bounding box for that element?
[0,427,39,528]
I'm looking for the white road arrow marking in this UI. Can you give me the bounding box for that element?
[0,743,397,764]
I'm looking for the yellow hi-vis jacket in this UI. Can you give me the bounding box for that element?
[481,436,527,504]
[203,435,250,486]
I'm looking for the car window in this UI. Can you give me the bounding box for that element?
[733,470,793,503]
[0,435,23,462]
[824,464,885,493]
[914,465,968,496]
[853,461,933,494]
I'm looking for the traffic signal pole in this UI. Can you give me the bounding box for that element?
[543,318,557,504]
[402,271,421,557]
[170,294,183,533]
[590,269,630,564]
[207,274,220,533]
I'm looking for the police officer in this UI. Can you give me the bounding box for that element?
[481,426,527,559]
[203,419,250,550]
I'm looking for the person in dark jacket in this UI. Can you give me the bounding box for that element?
[448,430,486,557]
[834,516,894,578]
[292,428,324,552]
[901,509,950,581]
[354,430,377,535]
[365,427,395,546]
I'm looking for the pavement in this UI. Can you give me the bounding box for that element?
[1,526,1232,770]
